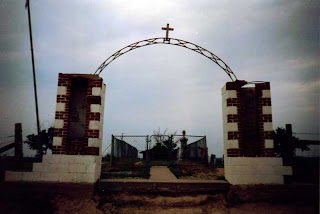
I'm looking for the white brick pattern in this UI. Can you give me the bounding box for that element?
[262,90,271,98]
[54,119,64,129]
[226,123,238,132]
[226,140,239,149]
[88,138,99,147]
[89,121,100,130]
[263,122,273,131]
[92,87,101,96]
[262,106,272,114]
[56,103,65,112]
[53,137,62,146]
[57,86,67,95]
[264,139,274,148]
[90,104,102,113]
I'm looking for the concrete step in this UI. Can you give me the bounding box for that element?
[97,179,230,194]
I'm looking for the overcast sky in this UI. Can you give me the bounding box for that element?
[0,0,319,157]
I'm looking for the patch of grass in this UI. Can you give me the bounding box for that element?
[101,159,150,179]
[168,161,196,178]
[169,167,194,178]
[217,175,226,180]
[101,167,150,179]
[168,160,224,180]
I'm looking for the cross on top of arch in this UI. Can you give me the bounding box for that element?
[162,23,174,40]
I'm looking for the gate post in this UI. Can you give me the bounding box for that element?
[5,74,106,183]
[222,81,292,184]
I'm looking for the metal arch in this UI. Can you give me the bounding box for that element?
[94,37,238,81]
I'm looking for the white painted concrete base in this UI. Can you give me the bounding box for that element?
[5,155,102,183]
[224,157,292,184]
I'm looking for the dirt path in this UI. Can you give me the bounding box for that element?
[149,166,177,181]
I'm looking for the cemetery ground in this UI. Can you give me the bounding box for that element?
[100,158,225,180]
[169,160,225,180]
[101,158,151,179]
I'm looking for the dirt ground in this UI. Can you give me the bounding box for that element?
[99,202,317,214]
[97,192,317,214]
[0,182,318,214]
[2,191,316,214]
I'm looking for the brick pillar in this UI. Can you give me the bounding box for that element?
[222,81,275,157]
[52,73,105,156]
[222,81,292,184]
[5,73,106,183]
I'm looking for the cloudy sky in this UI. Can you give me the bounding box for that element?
[0,0,319,157]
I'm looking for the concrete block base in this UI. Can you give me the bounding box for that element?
[5,155,101,183]
[225,157,292,185]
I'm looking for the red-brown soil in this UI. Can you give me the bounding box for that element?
[0,182,318,214]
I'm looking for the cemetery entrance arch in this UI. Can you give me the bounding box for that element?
[94,37,238,81]
[4,33,292,185]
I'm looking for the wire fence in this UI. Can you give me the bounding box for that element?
[110,134,208,166]
[112,135,148,160]
[293,132,320,158]
[295,145,320,157]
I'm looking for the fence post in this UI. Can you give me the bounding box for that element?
[285,124,294,164]
[14,123,23,159]
[14,123,23,170]
[169,135,172,161]
[146,135,149,161]
[110,135,114,167]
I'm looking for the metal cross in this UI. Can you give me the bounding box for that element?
[162,23,174,40]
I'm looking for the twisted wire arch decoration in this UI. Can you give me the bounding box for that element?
[94,37,238,81]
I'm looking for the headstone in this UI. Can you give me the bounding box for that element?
[210,154,216,168]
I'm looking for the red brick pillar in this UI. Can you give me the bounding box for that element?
[5,73,106,183]
[222,81,275,157]
[222,81,292,184]
[52,73,105,156]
